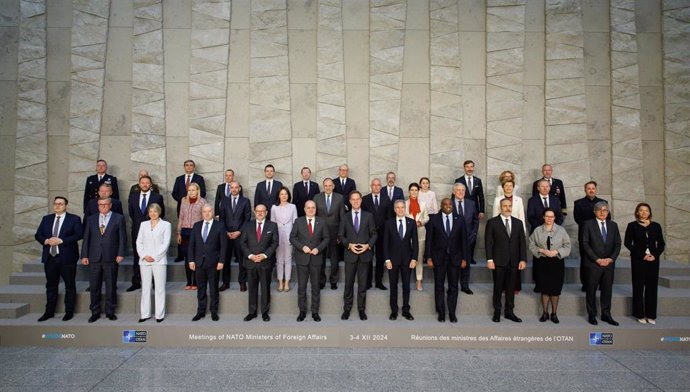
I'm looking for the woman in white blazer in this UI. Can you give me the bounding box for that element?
[405,183,430,291]
[492,180,527,234]
[136,203,171,323]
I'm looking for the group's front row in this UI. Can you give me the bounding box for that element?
[35,194,664,326]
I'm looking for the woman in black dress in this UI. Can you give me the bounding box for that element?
[624,203,665,325]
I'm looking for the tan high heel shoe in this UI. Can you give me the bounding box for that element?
[277,280,284,292]
[416,280,423,291]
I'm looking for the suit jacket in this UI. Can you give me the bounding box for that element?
[361,193,394,231]
[338,209,377,263]
[35,212,83,264]
[532,177,567,209]
[383,216,419,266]
[81,212,127,262]
[128,192,166,239]
[84,198,123,219]
[333,177,357,210]
[451,198,479,244]
[425,212,469,266]
[484,215,527,267]
[172,173,206,204]
[574,196,611,231]
[214,183,244,217]
[219,195,251,232]
[254,180,283,211]
[289,216,330,266]
[239,219,279,270]
[135,220,171,265]
[188,220,227,268]
[382,185,404,204]
[455,176,485,214]
[292,180,320,217]
[83,173,119,211]
[582,219,622,268]
[526,194,564,233]
[313,192,346,239]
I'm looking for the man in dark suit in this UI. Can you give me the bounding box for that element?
[129,168,160,194]
[383,200,418,320]
[34,196,83,322]
[485,198,527,323]
[339,191,377,320]
[292,167,320,217]
[451,183,479,294]
[527,179,564,292]
[314,178,346,289]
[83,159,119,212]
[362,178,393,290]
[333,164,357,211]
[172,159,206,261]
[214,169,243,218]
[582,201,622,326]
[254,164,282,220]
[531,163,567,216]
[218,181,251,291]
[81,197,127,322]
[290,200,330,322]
[454,160,485,220]
[574,181,611,292]
[127,175,165,292]
[84,183,123,219]
[188,204,227,321]
[425,198,469,323]
[383,171,404,204]
[239,203,279,322]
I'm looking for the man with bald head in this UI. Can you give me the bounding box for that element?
[333,164,356,211]
[314,178,346,289]
[362,178,394,290]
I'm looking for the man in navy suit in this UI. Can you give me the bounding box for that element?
[361,178,393,290]
[254,164,282,220]
[81,197,127,322]
[239,203,279,322]
[451,183,479,295]
[485,198,527,323]
[127,176,165,292]
[383,200,418,320]
[83,159,119,212]
[189,204,227,321]
[219,181,252,292]
[292,167,320,217]
[454,160,485,220]
[383,171,404,204]
[527,179,564,292]
[531,163,567,216]
[34,196,83,322]
[426,198,469,323]
[214,169,243,218]
[582,201,621,326]
[172,159,206,261]
[333,164,357,211]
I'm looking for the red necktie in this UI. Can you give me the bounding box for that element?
[308,218,313,237]
[256,221,262,242]
[185,175,190,189]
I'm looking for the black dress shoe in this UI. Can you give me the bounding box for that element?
[449,315,458,323]
[37,313,54,322]
[437,314,445,322]
[192,313,206,321]
[297,312,306,322]
[262,312,270,322]
[461,287,474,295]
[492,314,500,323]
[375,283,387,290]
[533,287,541,293]
[85,287,90,292]
[550,313,559,324]
[156,318,164,323]
[107,314,117,321]
[389,312,398,320]
[239,283,247,292]
[539,313,549,322]
[243,313,256,321]
[320,283,326,290]
[219,283,229,292]
[331,283,337,290]
[601,316,619,326]
[138,317,150,323]
[359,311,367,321]
[212,313,219,321]
[62,312,73,321]
[126,284,141,292]
[88,314,100,323]
[402,312,414,321]
[174,256,184,262]
[470,260,477,264]
[588,316,598,325]
[312,313,321,322]
[581,285,587,292]
[505,314,522,323]
[341,311,350,320]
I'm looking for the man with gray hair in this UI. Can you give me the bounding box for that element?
[451,182,479,295]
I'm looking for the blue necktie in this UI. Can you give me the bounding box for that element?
[445,215,451,236]
[326,194,331,213]
[601,221,607,242]
[398,219,404,239]
[140,194,147,215]
[202,221,210,242]
[225,184,230,197]
[354,212,359,234]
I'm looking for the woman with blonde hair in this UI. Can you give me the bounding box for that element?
[177,182,206,290]
[136,203,171,323]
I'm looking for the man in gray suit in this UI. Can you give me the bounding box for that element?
[313,178,346,290]
[290,200,330,322]
[239,204,279,322]
[338,191,377,321]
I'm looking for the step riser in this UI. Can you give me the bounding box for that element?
[659,277,690,288]
[0,304,29,319]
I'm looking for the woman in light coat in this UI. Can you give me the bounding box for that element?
[136,203,171,323]
[405,183,430,291]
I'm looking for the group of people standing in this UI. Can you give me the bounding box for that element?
[34,159,665,326]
